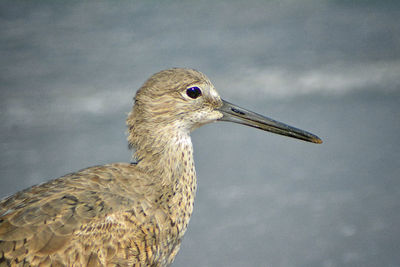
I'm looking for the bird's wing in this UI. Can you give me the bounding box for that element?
[0,164,159,266]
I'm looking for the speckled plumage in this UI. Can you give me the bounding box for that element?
[0,68,223,266]
[0,68,322,266]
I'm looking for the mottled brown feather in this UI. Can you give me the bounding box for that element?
[1,68,223,266]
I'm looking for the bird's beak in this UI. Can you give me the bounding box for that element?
[217,99,322,144]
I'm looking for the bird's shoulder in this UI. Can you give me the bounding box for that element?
[0,163,168,265]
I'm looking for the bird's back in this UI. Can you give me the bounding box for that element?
[0,163,181,266]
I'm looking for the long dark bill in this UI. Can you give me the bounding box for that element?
[217,99,322,144]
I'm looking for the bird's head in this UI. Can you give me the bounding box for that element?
[127,68,322,151]
[129,68,224,134]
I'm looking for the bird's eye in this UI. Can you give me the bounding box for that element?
[186,87,202,99]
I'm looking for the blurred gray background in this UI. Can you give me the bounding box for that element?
[1,1,399,266]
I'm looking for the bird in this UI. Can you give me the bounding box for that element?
[0,68,322,266]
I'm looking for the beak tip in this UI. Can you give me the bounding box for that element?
[313,137,323,144]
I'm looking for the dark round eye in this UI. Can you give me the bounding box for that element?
[186,86,202,99]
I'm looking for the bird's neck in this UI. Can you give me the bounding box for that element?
[133,126,197,234]
[134,127,194,179]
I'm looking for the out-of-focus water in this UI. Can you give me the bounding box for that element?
[1,1,399,266]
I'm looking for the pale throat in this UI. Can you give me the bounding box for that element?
[134,125,196,187]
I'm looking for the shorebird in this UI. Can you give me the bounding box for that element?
[0,68,322,266]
